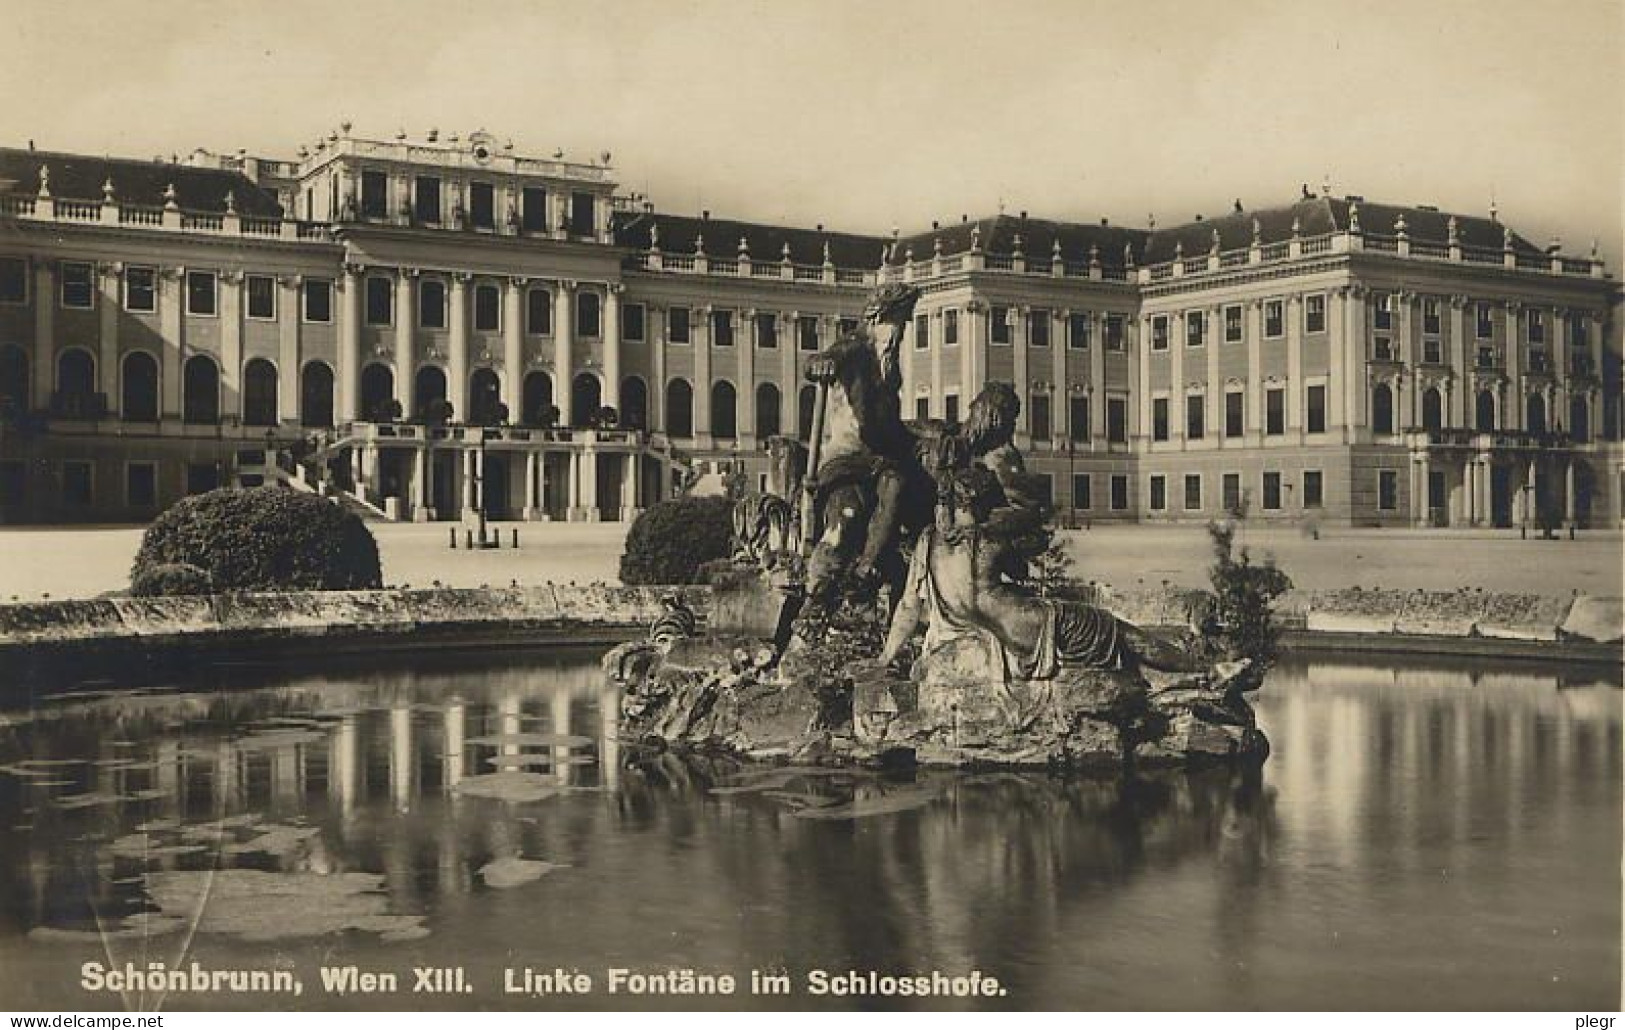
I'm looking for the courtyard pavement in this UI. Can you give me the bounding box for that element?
[0,519,1619,603]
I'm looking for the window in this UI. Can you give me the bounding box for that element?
[1475,302,1493,339]
[944,394,959,423]
[1110,474,1129,511]
[1225,391,1244,438]
[60,262,93,309]
[1104,314,1125,351]
[1374,292,1393,331]
[474,284,500,332]
[1569,313,1589,348]
[126,463,157,508]
[1072,474,1091,511]
[62,461,92,506]
[246,275,275,319]
[839,316,859,337]
[1306,294,1326,334]
[522,187,548,232]
[624,303,645,342]
[1528,309,1545,344]
[1306,384,1326,434]
[0,258,26,304]
[1423,338,1442,364]
[365,277,392,327]
[1152,397,1169,441]
[526,288,550,335]
[944,309,960,346]
[1068,311,1089,350]
[1378,469,1399,510]
[469,182,495,230]
[1151,314,1169,351]
[990,305,1011,345]
[419,280,446,329]
[1373,382,1395,434]
[1149,475,1167,511]
[1422,297,1441,336]
[1303,470,1323,509]
[1030,392,1051,441]
[360,170,388,219]
[711,309,733,347]
[1186,394,1205,440]
[1222,473,1241,513]
[1262,471,1282,510]
[1029,309,1050,347]
[1068,395,1090,442]
[670,307,691,344]
[577,292,601,337]
[1185,311,1204,347]
[570,192,596,237]
[1107,397,1127,443]
[124,266,156,312]
[915,396,930,421]
[414,176,441,223]
[756,312,778,349]
[1374,336,1394,361]
[302,278,332,323]
[186,271,217,316]
[1184,474,1202,511]
[914,313,929,350]
[1265,387,1285,436]
[797,315,819,351]
[1224,304,1242,343]
[1263,300,1284,338]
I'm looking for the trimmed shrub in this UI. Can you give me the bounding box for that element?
[130,562,213,597]
[1203,520,1293,666]
[620,495,734,585]
[131,487,383,594]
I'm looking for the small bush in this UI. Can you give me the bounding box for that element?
[131,487,382,594]
[129,562,213,597]
[620,495,734,585]
[1203,520,1293,666]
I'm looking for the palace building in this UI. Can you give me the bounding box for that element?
[0,126,1620,529]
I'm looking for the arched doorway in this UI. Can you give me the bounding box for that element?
[620,376,648,431]
[1476,390,1496,432]
[122,352,158,422]
[711,380,737,439]
[523,371,554,427]
[57,349,95,395]
[798,384,817,440]
[183,355,220,425]
[360,363,395,421]
[1569,395,1590,443]
[666,378,693,437]
[1526,393,1547,434]
[1421,386,1443,431]
[1371,382,1394,435]
[300,361,335,427]
[469,368,503,425]
[755,382,781,438]
[571,373,601,428]
[415,365,448,421]
[243,358,279,426]
[0,345,26,415]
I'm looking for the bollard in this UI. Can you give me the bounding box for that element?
[450,527,458,549]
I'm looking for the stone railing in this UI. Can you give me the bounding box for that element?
[0,194,335,244]
[630,250,877,287]
[337,420,651,448]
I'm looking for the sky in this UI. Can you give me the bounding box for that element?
[4,0,1621,263]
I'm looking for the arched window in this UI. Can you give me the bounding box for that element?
[576,291,601,338]
[620,376,648,431]
[1526,393,1547,434]
[300,361,334,427]
[1421,386,1443,431]
[414,365,448,419]
[0,345,27,413]
[711,380,737,439]
[121,352,158,422]
[755,382,781,439]
[469,368,503,425]
[183,355,220,425]
[1570,395,1590,443]
[571,373,601,427]
[360,363,394,421]
[798,384,817,441]
[666,378,694,437]
[1371,382,1394,435]
[523,370,554,426]
[243,358,279,426]
[1475,390,1496,432]
[57,349,95,396]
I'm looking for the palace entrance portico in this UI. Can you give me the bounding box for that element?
[1404,429,1594,529]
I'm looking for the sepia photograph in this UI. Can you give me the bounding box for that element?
[0,0,1620,1015]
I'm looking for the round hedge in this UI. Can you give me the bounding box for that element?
[619,494,734,585]
[130,562,213,597]
[131,487,382,595]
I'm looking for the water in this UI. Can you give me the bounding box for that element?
[0,649,1617,1011]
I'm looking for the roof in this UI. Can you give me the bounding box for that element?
[0,148,284,216]
[613,210,887,269]
[890,215,1150,270]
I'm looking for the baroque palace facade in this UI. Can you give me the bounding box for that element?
[0,126,1620,528]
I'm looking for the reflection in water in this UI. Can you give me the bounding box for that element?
[0,650,1617,1011]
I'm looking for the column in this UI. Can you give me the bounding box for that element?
[1245,301,1263,443]
[396,269,416,418]
[1012,305,1030,443]
[160,267,183,418]
[1205,306,1221,444]
[1564,459,1576,526]
[449,273,470,421]
[621,452,639,520]
[1051,310,1068,443]
[650,306,667,431]
[781,309,798,425]
[31,260,53,406]
[98,264,119,415]
[554,281,574,426]
[1135,315,1152,443]
[362,443,380,499]
[694,305,712,445]
[1523,458,1537,526]
[1551,305,1568,431]
[1169,311,1185,445]
[583,444,600,521]
[1449,296,1469,426]
[961,303,980,398]
[523,451,540,520]
[1285,295,1303,437]
[412,448,429,521]
[339,263,361,420]
[1327,289,1346,441]
[502,277,524,418]
[1504,302,1523,430]
[461,448,476,519]
[738,309,756,445]
[930,309,946,417]
[1344,287,1367,440]
[565,451,581,520]
[1089,313,1106,442]
[603,284,621,415]
[1477,455,1492,526]
[220,271,242,419]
